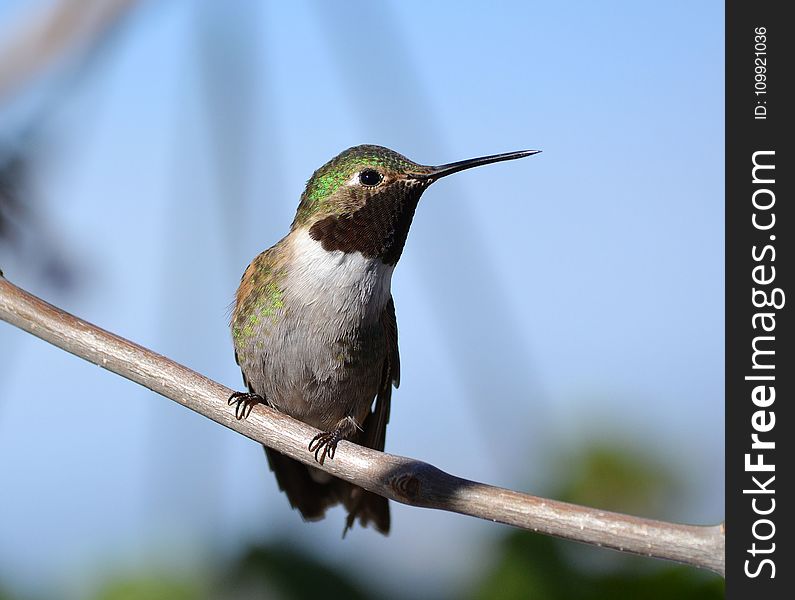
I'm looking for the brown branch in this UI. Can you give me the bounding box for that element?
[0,273,725,577]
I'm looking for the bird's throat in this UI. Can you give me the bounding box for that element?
[307,181,425,266]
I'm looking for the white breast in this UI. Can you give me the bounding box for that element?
[286,228,394,323]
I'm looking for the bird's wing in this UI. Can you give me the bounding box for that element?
[361,296,399,452]
[340,296,399,534]
[382,295,400,390]
[234,350,249,387]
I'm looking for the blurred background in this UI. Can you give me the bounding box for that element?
[0,1,724,598]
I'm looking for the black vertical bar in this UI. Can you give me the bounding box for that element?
[726,1,792,597]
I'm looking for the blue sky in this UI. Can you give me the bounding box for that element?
[0,1,723,596]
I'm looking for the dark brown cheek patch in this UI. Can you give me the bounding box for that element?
[309,183,424,266]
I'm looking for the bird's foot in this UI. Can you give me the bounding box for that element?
[228,391,265,420]
[308,416,359,465]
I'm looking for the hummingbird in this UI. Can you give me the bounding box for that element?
[229,144,538,535]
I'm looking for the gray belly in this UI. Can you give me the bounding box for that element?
[238,306,386,431]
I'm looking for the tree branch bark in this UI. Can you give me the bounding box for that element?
[0,273,725,577]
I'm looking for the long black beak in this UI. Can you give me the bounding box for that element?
[411,149,540,182]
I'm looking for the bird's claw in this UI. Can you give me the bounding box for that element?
[308,430,342,465]
[228,391,264,420]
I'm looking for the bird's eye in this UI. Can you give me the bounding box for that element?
[358,169,383,187]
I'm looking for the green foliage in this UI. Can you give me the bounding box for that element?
[470,529,723,600]
[93,575,204,600]
[470,443,723,600]
[0,585,18,600]
[555,443,678,516]
[217,542,374,600]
